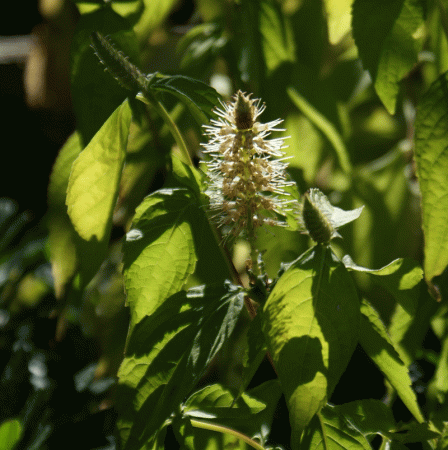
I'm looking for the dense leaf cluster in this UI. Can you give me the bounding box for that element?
[2,0,448,449]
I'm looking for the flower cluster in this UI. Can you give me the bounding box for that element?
[202,91,293,238]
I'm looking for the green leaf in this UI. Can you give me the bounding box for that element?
[184,384,266,420]
[238,314,267,398]
[342,255,423,314]
[133,0,179,41]
[117,101,168,225]
[123,188,197,326]
[324,0,354,45]
[414,71,448,295]
[183,380,282,447]
[374,0,424,114]
[352,0,424,114]
[391,422,440,443]
[123,178,229,328]
[47,132,83,298]
[334,399,396,437]
[281,113,324,185]
[185,284,246,381]
[172,416,196,450]
[66,100,132,285]
[359,300,425,423]
[117,289,199,449]
[428,333,448,405]
[123,156,230,324]
[287,86,352,173]
[0,419,22,450]
[391,287,437,368]
[349,147,419,276]
[150,75,222,125]
[262,245,360,443]
[71,7,139,146]
[67,101,131,234]
[170,155,205,197]
[110,0,144,26]
[177,23,228,70]
[300,406,372,450]
[259,0,296,75]
[117,283,246,449]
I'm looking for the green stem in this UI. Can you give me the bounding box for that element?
[317,412,329,450]
[137,93,193,167]
[246,212,260,277]
[190,419,266,450]
[210,216,243,287]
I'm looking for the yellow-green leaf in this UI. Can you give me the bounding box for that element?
[0,419,22,450]
[301,407,371,450]
[352,0,424,114]
[359,300,424,423]
[324,0,354,45]
[67,100,132,244]
[262,245,360,443]
[414,71,448,295]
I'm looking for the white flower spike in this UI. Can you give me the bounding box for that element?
[203,91,293,236]
[202,90,294,238]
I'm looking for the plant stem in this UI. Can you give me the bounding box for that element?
[246,212,261,276]
[189,419,267,450]
[137,93,193,167]
[317,412,329,449]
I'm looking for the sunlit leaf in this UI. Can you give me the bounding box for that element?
[324,0,354,44]
[359,300,424,423]
[0,419,22,450]
[183,380,282,447]
[123,188,197,326]
[67,100,131,240]
[414,71,448,296]
[184,384,266,419]
[116,102,167,226]
[352,0,424,114]
[342,255,423,314]
[66,100,132,284]
[300,406,371,450]
[262,245,360,443]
